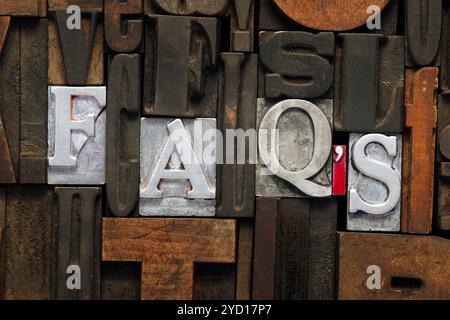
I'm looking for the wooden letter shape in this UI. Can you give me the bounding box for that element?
[107,55,140,217]
[217,53,257,218]
[272,0,390,31]
[402,68,438,234]
[105,0,142,53]
[405,0,442,67]
[54,188,101,300]
[144,15,219,117]
[335,34,404,133]
[102,218,236,300]
[149,0,229,16]
[339,232,450,300]
[259,32,334,99]
[0,0,46,17]
[231,0,254,52]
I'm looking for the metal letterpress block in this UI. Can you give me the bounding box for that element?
[348,133,402,232]
[19,19,48,184]
[48,86,107,185]
[332,145,347,196]
[438,163,450,230]
[3,186,53,299]
[230,0,254,52]
[54,187,101,300]
[335,34,404,133]
[143,15,219,117]
[401,68,438,234]
[140,118,216,216]
[0,0,46,17]
[0,18,19,183]
[339,232,450,300]
[217,53,256,218]
[236,219,253,300]
[48,7,104,85]
[101,262,141,300]
[105,0,142,53]
[256,99,333,198]
[438,95,450,162]
[106,54,140,217]
[102,218,236,300]
[259,31,334,99]
[405,0,441,67]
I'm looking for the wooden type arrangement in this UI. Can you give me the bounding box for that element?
[0,0,449,301]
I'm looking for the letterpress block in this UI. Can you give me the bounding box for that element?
[143,15,219,117]
[0,187,4,299]
[438,96,450,162]
[54,188,101,300]
[401,68,438,234]
[348,133,402,232]
[230,0,254,52]
[0,0,46,17]
[338,232,450,300]
[140,118,216,216]
[105,0,143,53]
[101,262,141,300]
[193,263,236,300]
[332,145,346,196]
[3,186,53,300]
[102,218,236,300]
[48,7,104,85]
[236,219,253,300]
[19,19,48,184]
[334,34,404,133]
[438,163,450,230]
[217,53,256,218]
[106,54,140,217]
[0,18,19,183]
[256,99,333,198]
[405,0,441,67]
[48,0,103,10]
[441,1,450,92]
[144,0,229,16]
[259,31,334,99]
[48,86,107,185]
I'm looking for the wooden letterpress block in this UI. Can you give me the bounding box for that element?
[0,0,46,17]
[401,68,438,234]
[144,0,229,16]
[48,0,103,10]
[437,163,450,230]
[48,3,104,85]
[0,187,4,299]
[438,95,450,162]
[193,264,236,300]
[3,186,54,300]
[230,0,254,52]
[102,218,236,300]
[338,232,450,300]
[405,0,441,67]
[441,1,450,92]
[335,34,404,133]
[236,219,253,300]
[53,188,102,300]
[106,54,141,217]
[101,262,141,300]
[105,0,143,53]
[259,31,334,99]
[217,53,257,218]
[143,15,219,117]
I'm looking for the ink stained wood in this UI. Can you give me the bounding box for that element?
[236,219,253,300]
[0,187,5,299]
[230,0,254,52]
[438,95,450,162]
[217,53,257,218]
[438,163,450,230]
[272,0,390,31]
[193,263,236,300]
[0,0,46,17]
[105,0,143,53]
[106,54,141,217]
[441,1,450,92]
[402,68,438,234]
[102,218,236,300]
[54,188,102,300]
[339,232,450,300]
[48,0,103,10]
[334,34,404,133]
[101,262,141,300]
[145,0,229,16]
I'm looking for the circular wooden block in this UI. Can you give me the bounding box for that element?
[273,0,390,31]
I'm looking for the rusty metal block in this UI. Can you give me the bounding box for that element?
[334,34,404,133]
[348,133,402,232]
[256,98,333,198]
[48,86,107,185]
[54,187,101,300]
[339,232,450,300]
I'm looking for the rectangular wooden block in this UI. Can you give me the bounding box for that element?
[236,219,253,300]
[339,232,450,300]
[335,34,404,133]
[0,187,5,299]
[54,187,102,300]
[48,0,103,11]
[193,263,236,300]
[230,0,254,52]
[102,218,236,300]
[3,186,53,300]
[101,262,141,300]
[217,53,257,218]
[401,68,438,234]
[437,163,450,231]
[0,0,46,17]
[441,0,450,92]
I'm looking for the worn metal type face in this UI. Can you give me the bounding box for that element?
[54,187,101,300]
[102,218,236,300]
[143,14,219,117]
[259,31,334,99]
[256,99,333,198]
[348,133,402,232]
[140,118,216,216]
[48,86,107,185]
[339,232,450,300]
